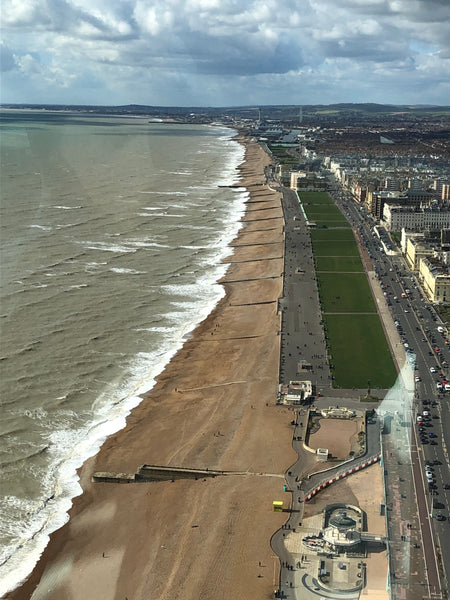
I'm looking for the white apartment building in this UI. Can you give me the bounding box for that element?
[383,204,450,231]
[419,257,450,303]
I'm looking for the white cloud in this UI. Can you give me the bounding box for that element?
[0,0,449,105]
[15,53,42,75]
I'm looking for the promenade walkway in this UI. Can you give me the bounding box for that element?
[271,183,434,599]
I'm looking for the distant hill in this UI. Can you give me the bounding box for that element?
[1,102,449,120]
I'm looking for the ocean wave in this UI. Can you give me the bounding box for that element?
[15,341,42,356]
[138,190,188,196]
[0,444,50,468]
[179,224,215,231]
[51,205,83,210]
[84,261,108,272]
[144,213,186,218]
[28,283,48,289]
[133,326,175,334]
[44,271,72,278]
[110,268,145,275]
[54,222,84,230]
[28,225,52,232]
[126,240,170,249]
[23,407,48,420]
[82,241,137,253]
[162,282,220,298]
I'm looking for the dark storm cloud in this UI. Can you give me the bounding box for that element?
[2,0,137,40]
[0,42,16,72]
[175,32,304,76]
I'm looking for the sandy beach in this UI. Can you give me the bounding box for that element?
[6,137,297,600]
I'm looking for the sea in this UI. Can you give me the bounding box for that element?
[0,110,248,595]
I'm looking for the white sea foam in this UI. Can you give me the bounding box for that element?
[28,225,52,232]
[52,205,83,210]
[145,213,186,218]
[82,241,137,253]
[84,261,107,271]
[23,407,48,420]
[110,268,145,275]
[133,326,175,334]
[44,272,71,278]
[126,240,170,249]
[179,245,204,250]
[138,191,188,196]
[180,224,215,231]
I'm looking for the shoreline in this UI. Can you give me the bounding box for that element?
[0,123,246,597]
[6,135,296,600]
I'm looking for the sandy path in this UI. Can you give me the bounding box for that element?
[7,137,296,600]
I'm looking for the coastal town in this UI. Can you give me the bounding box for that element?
[257,105,450,598]
[3,104,449,600]
[2,0,449,596]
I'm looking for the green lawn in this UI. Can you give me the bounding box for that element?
[296,192,397,389]
[298,191,333,204]
[318,272,377,312]
[311,218,351,227]
[315,256,364,272]
[311,240,361,257]
[305,207,349,227]
[304,204,342,215]
[311,229,355,242]
[324,314,397,388]
[299,193,349,227]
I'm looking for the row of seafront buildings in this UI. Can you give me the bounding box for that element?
[401,231,450,304]
[286,139,450,306]
[325,156,450,231]
[259,124,449,305]
[322,156,450,305]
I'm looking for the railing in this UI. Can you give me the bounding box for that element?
[303,454,381,502]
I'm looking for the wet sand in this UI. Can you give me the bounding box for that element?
[6,138,297,600]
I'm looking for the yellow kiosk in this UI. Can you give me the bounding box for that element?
[273,501,284,512]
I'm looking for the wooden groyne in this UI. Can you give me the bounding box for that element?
[93,464,230,483]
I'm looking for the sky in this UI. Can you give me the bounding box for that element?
[1,0,449,107]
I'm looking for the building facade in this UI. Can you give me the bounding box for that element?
[383,204,450,232]
[419,257,450,303]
